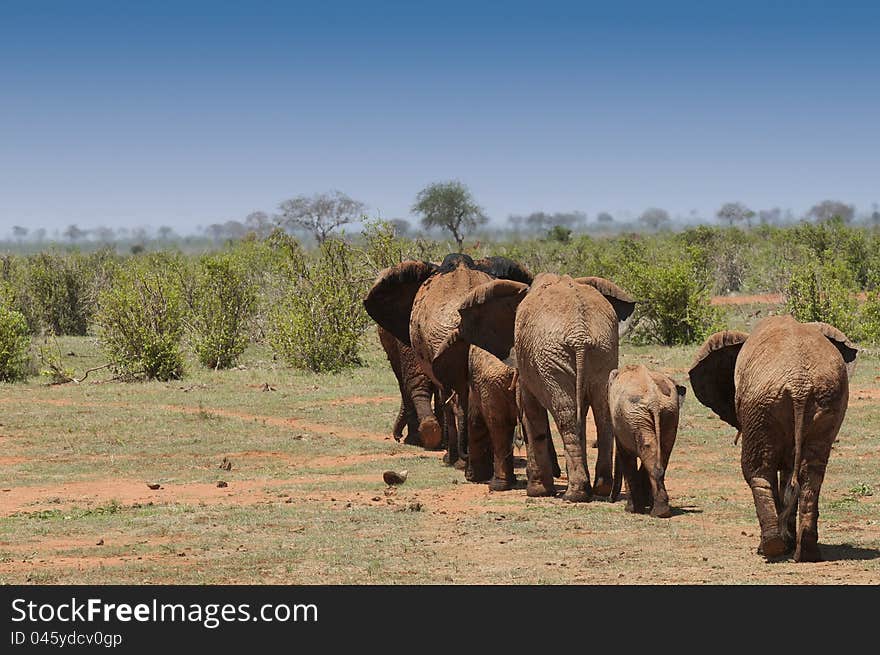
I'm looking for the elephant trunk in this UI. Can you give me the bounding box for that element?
[410,383,441,449]
[392,403,408,442]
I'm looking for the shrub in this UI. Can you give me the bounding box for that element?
[0,299,31,382]
[858,291,880,344]
[0,255,40,333]
[546,225,572,243]
[624,252,723,346]
[784,259,859,336]
[188,252,256,369]
[26,252,95,335]
[270,239,370,373]
[96,256,186,380]
[361,219,407,274]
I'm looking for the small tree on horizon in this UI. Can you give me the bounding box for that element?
[276,190,366,244]
[638,207,670,231]
[807,199,855,224]
[412,181,487,250]
[716,202,755,228]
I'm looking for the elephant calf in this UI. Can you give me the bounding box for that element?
[689,315,857,562]
[466,346,518,490]
[608,365,685,518]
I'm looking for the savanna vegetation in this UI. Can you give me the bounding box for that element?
[1,216,878,584]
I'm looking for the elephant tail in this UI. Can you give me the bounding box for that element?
[574,344,587,452]
[780,396,807,543]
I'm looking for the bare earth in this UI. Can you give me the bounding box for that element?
[1,334,878,585]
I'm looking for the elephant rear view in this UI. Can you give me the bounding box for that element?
[608,365,686,518]
[456,273,635,502]
[689,315,857,562]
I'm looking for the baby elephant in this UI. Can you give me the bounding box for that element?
[609,365,685,518]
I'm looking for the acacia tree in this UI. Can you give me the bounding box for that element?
[412,181,487,250]
[807,199,855,223]
[716,202,755,228]
[638,207,670,231]
[276,190,366,244]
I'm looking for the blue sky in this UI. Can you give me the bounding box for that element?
[1,1,878,232]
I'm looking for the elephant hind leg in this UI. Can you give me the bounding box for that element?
[520,386,556,498]
[747,472,787,559]
[617,449,644,513]
[794,459,828,563]
[465,406,493,483]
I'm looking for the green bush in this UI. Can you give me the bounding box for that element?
[96,255,186,380]
[0,256,41,333]
[0,299,31,382]
[546,225,572,243]
[857,291,880,344]
[784,258,859,336]
[270,239,370,373]
[26,252,96,335]
[188,252,256,369]
[624,252,723,346]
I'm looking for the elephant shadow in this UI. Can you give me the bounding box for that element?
[819,543,880,562]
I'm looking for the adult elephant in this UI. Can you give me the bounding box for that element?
[364,253,532,471]
[688,315,857,561]
[455,273,635,500]
[377,326,441,447]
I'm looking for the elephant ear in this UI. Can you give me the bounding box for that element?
[807,321,858,378]
[688,330,749,429]
[472,256,534,285]
[431,331,470,392]
[457,279,530,363]
[363,261,437,346]
[574,277,636,322]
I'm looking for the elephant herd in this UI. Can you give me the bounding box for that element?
[364,253,858,563]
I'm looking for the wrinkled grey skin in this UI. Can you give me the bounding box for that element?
[377,326,442,448]
[456,273,635,502]
[609,365,685,518]
[689,315,857,562]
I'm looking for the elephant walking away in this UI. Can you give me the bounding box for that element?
[364,254,533,473]
[689,315,857,561]
[609,365,686,518]
[456,273,635,501]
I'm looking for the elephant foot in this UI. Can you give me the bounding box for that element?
[758,535,788,559]
[625,501,647,514]
[592,477,612,497]
[466,464,493,484]
[489,477,514,492]
[419,417,443,450]
[794,539,821,563]
[526,481,556,497]
[453,458,468,471]
[650,503,672,519]
[562,488,592,503]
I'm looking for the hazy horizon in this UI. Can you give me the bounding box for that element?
[2,1,878,232]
